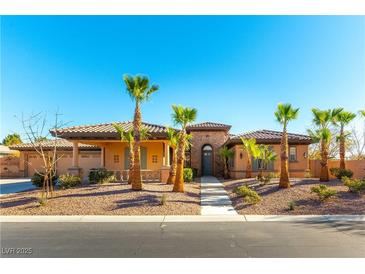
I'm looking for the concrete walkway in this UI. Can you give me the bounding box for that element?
[200,176,238,215]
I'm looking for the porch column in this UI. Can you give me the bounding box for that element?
[72,141,79,167]
[100,146,105,167]
[164,142,170,166]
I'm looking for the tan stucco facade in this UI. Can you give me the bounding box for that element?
[229,144,310,178]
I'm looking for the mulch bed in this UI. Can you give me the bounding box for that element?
[222,178,365,215]
[0,182,200,215]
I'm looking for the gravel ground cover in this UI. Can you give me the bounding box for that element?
[222,178,365,215]
[0,182,200,215]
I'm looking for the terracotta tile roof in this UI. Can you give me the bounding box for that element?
[226,130,312,146]
[187,122,231,131]
[9,139,100,151]
[51,121,172,140]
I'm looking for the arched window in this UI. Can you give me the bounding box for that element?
[202,145,212,151]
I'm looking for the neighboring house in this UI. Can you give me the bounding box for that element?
[9,121,312,180]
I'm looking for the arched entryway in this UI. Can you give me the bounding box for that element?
[202,144,213,176]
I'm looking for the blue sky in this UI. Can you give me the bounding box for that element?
[1,16,364,140]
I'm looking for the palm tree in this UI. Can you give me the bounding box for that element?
[219,146,234,179]
[240,137,260,178]
[113,124,150,184]
[274,103,299,188]
[123,74,159,190]
[332,111,356,169]
[166,127,179,184]
[360,110,365,117]
[309,108,343,182]
[171,105,197,192]
[257,145,277,178]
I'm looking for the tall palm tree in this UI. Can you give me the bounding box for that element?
[219,146,234,179]
[360,110,365,118]
[123,74,159,190]
[309,108,343,182]
[332,111,356,169]
[274,103,299,188]
[171,105,197,192]
[166,127,179,184]
[240,137,260,178]
[257,145,277,178]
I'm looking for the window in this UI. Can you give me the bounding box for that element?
[114,154,120,164]
[289,146,297,162]
[152,155,158,163]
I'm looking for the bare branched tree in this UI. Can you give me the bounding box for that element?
[348,126,365,160]
[18,110,68,200]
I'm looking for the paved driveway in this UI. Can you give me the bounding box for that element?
[0,178,35,196]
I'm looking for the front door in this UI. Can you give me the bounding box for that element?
[202,145,213,176]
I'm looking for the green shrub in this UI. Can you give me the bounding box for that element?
[234,185,262,204]
[183,168,193,182]
[192,168,198,179]
[330,168,353,179]
[342,176,365,194]
[88,168,116,184]
[58,174,81,189]
[37,197,47,206]
[288,200,296,211]
[160,194,167,206]
[31,172,57,188]
[311,184,337,201]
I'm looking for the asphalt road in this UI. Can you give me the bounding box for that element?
[1,221,364,258]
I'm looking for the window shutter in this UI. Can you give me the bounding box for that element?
[140,147,147,169]
[124,147,130,169]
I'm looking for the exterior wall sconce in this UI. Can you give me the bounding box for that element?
[303,152,308,159]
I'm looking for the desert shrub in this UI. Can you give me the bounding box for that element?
[31,172,57,188]
[192,168,198,179]
[310,184,337,201]
[304,169,312,178]
[37,197,47,206]
[234,185,262,204]
[183,168,193,182]
[58,174,81,189]
[88,168,116,184]
[288,200,296,211]
[342,176,365,194]
[330,168,353,179]
[257,173,274,185]
[160,194,167,205]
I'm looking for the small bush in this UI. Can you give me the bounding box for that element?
[58,174,81,189]
[288,200,296,211]
[88,168,116,184]
[257,173,274,185]
[234,185,262,204]
[183,168,193,183]
[330,168,353,179]
[31,173,57,188]
[311,184,337,201]
[192,168,198,179]
[160,194,167,206]
[37,197,47,206]
[342,176,365,194]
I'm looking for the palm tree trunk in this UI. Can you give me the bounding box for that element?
[131,101,142,190]
[223,159,228,179]
[320,140,329,182]
[128,144,134,185]
[167,148,177,184]
[279,129,290,188]
[173,131,185,192]
[339,126,346,169]
[246,154,252,178]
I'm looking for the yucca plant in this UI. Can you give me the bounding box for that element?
[171,105,197,192]
[122,74,159,190]
[274,103,299,188]
[332,110,356,169]
[308,108,343,182]
[240,137,260,178]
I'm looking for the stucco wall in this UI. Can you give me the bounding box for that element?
[229,144,309,178]
[310,159,365,179]
[189,130,229,177]
[0,156,22,178]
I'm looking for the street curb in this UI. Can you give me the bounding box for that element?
[0,215,364,223]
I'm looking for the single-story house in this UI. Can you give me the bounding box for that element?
[9,121,312,181]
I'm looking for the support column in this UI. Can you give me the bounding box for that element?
[68,141,81,177]
[160,142,170,183]
[100,146,105,167]
[164,142,170,167]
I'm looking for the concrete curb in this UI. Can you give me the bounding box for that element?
[1,215,364,223]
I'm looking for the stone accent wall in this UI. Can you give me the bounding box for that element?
[189,130,229,177]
